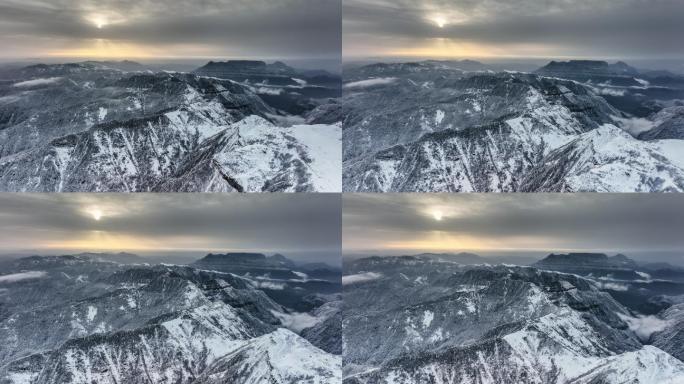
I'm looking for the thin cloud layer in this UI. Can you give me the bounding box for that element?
[0,271,47,283]
[344,0,684,59]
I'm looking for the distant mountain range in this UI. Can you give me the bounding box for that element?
[193,253,342,326]
[193,60,341,116]
[345,251,684,316]
[0,61,341,192]
[533,252,684,315]
[0,252,341,383]
[343,255,684,383]
[342,59,684,192]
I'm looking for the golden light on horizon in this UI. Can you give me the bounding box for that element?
[378,232,560,253]
[44,230,161,251]
[47,39,156,59]
[383,232,485,251]
[384,38,560,60]
[41,231,232,253]
[387,38,494,59]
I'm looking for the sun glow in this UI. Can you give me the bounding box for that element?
[87,208,103,221]
[87,14,109,29]
[432,16,447,28]
[432,210,443,221]
[85,11,127,30]
[47,39,156,59]
[45,231,161,251]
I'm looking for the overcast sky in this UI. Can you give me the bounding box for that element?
[0,194,341,265]
[0,0,340,62]
[344,0,684,60]
[344,194,684,264]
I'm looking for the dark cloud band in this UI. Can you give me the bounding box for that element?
[343,194,684,260]
[344,0,684,59]
[0,194,341,263]
[0,0,341,59]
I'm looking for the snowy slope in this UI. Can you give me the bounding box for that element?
[194,328,341,384]
[523,124,684,192]
[207,117,341,192]
[567,346,684,384]
[0,256,340,384]
[342,66,684,192]
[343,257,684,384]
[0,65,341,192]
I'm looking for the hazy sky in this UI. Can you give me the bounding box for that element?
[343,194,684,263]
[0,194,341,264]
[0,0,340,61]
[343,0,684,60]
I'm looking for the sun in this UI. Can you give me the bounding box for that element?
[90,208,103,221]
[89,15,108,29]
[85,12,126,30]
[432,16,447,28]
[432,210,443,221]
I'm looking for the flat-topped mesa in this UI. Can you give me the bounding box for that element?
[536,60,640,76]
[195,252,295,267]
[194,60,297,76]
[536,252,639,269]
[192,252,299,278]
[200,60,268,71]
[198,252,268,263]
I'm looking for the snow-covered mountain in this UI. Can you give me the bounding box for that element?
[342,61,684,192]
[0,62,341,192]
[342,256,684,384]
[652,303,684,362]
[0,254,340,383]
[192,252,342,353]
[533,253,684,315]
[193,60,341,116]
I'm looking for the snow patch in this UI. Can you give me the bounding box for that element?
[655,140,684,170]
[422,310,434,328]
[434,110,445,125]
[86,306,97,322]
[98,107,108,121]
